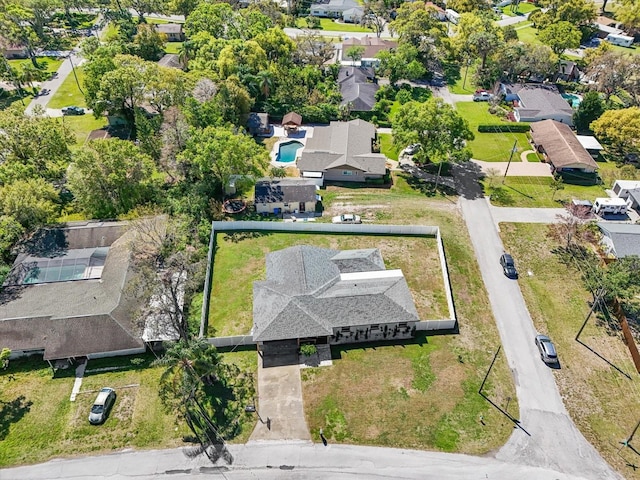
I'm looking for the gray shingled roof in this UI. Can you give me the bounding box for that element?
[598,222,640,258]
[339,67,379,112]
[297,119,386,175]
[508,84,573,123]
[254,178,317,205]
[155,23,183,34]
[253,246,419,342]
[0,221,155,360]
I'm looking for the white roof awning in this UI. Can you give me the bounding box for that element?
[576,135,604,151]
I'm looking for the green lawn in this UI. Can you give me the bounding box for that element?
[448,62,480,95]
[485,175,607,207]
[514,24,540,45]
[501,223,640,480]
[501,3,539,17]
[164,41,183,54]
[379,133,399,161]
[47,67,86,109]
[455,102,531,162]
[7,57,63,76]
[60,114,108,145]
[0,90,36,110]
[0,349,257,467]
[297,17,373,33]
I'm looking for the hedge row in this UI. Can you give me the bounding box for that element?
[477,124,531,133]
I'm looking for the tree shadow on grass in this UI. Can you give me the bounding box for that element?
[0,395,33,440]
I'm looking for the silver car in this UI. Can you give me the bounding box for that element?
[89,387,116,424]
[535,335,559,365]
[332,214,361,224]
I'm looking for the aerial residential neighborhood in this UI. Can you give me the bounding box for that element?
[1,0,640,479]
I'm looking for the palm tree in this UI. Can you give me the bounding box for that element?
[256,70,274,100]
[177,41,194,71]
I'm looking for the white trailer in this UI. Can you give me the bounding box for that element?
[605,34,634,47]
[593,197,627,215]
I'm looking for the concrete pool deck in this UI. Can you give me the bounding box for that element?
[270,125,315,167]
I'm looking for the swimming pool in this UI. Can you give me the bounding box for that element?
[561,93,582,108]
[276,140,303,163]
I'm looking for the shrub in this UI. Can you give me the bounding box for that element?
[300,344,317,356]
[396,89,412,105]
[306,16,320,29]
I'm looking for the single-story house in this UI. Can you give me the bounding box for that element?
[247,112,271,136]
[0,220,174,364]
[154,23,185,42]
[576,135,604,159]
[530,120,599,173]
[0,37,28,59]
[612,180,640,211]
[310,0,362,20]
[282,111,302,134]
[297,119,387,184]
[499,83,574,126]
[253,246,419,356]
[597,223,640,259]
[254,178,320,215]
[341,36,397,67]
[338,66,379,111]
[157,53,184,69]
[342,6,364,23]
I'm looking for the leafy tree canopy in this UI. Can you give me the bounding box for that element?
[591,106,640,157]
[573,91,605,133]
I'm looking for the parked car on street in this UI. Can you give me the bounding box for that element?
[403,143,421,155]
[535,335,559,365]
[499,253,518,278]
[332,214,362,224]
[62,106,85,116]
[89,387,116,425]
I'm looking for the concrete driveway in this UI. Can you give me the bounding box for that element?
[248,354,311,443]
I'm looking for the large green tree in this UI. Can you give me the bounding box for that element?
[392,98,474,163]
[573,91,605,133]
[591,107,640,158]
[68,139,158,218]
[538,21,581,55]
[0,178,59,229]
[178,125,269,192]
[376,43,426,85]
[388,2,447,65]
[615,0,640,32]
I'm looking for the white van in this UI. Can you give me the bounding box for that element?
[605,34,634,47]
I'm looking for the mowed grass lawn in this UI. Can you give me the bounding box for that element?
[379,133,399,161]
[0,350,257,467]
[47,67,87,109]
[297,18,373,33]
[501,223,640,480]
[164,41,183,54]
[485,176,607,208]
[455,102,530,162]
[210,234,448,337]
[58,115,109,145]
[300,177,518,453]
[7,57,63,76]
[501,4,539,16]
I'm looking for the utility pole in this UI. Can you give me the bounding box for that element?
[621,418,640,447]
[502,140,518,182]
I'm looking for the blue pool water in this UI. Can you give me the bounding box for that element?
[561,93,582,108]
[276,140,303,163]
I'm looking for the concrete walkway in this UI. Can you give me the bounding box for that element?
[248,354,311,443]
[69,358,88,402]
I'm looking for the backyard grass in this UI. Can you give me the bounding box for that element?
[379,133,399,161]
[455,102,530,162]
[501,223,640,480]
[47,67,86,109]
[297,18,373,33]
[164,41,183,54]
[0,350,257,467]
[485,175,607,208]
[59,114,109,145]
[210,233,448,337]
[301,182,518,453]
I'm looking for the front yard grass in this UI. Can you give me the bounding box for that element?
[301,180,518,453]
[47,67,86,109]
[501,3,539,16]
[59,115,109,145]
[485,176,607,208]
[7,57,63,76]
[515,24,542,45]
[0,350,257,467]
[455,102,530,162]
[501,223,640,480]
[297,18,373,33]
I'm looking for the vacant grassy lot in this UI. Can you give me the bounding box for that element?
[210,233,448,337]
[455,102,530,162]
[58,115,109,145]
[297,18,373,33]
[501,3,539,16]
[485,176,607,208]
[514,24,540,45]
[47,67,86,109]
[0,350,257,467]
[446,61,480,94]
[300,176,518,453]
[501,223,640,480]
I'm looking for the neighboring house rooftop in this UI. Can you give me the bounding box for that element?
[298,119,386,175]
[310,0,360,11]
[338,66,379,111]
[0,220,167,360]
[530,120,599,171]
[342,36,397,59]
[598,223,640,258]
[253,245,419,342]
[157,53,183,69]
[254,178,317,205]
[154,23,183,34]
[502,83,574,125]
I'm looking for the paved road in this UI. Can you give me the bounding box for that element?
[1,441,602,480]
[454,164,620,480]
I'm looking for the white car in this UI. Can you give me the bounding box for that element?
[473,92,493,102]
[403,143,421,155]
[332,214,361,224]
